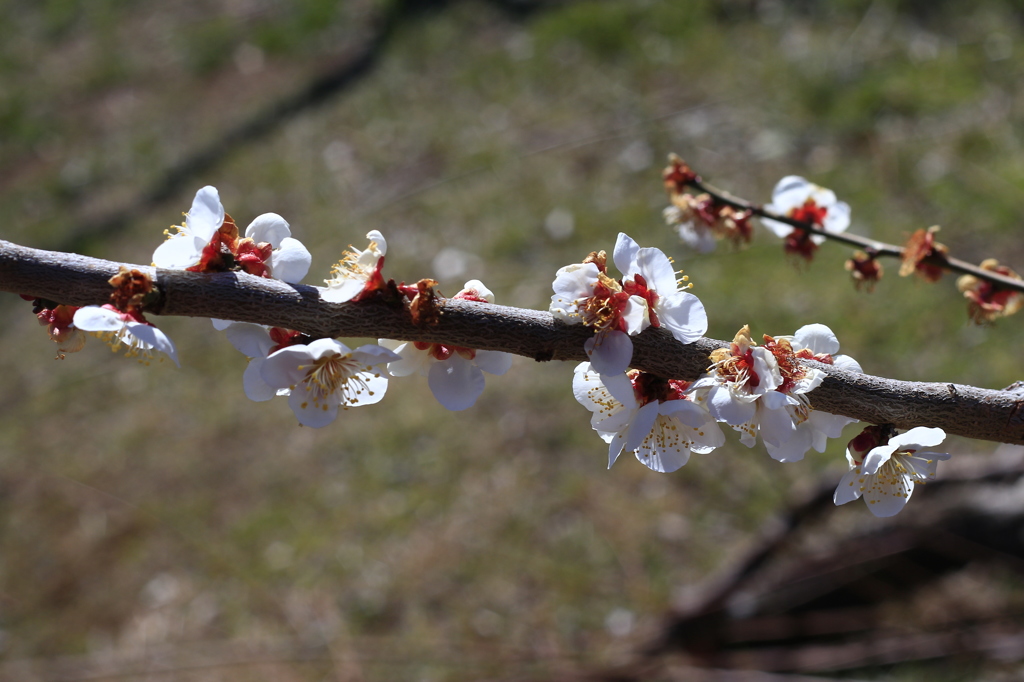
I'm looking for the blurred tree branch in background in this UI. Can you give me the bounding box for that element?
[58,0,567,255]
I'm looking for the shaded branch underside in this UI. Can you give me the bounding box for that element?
[2,239,1023,445]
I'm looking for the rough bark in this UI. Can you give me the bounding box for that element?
[2,239,1023,445]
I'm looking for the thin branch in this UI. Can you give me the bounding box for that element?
[2,239,1023,445]
[684,175,1024,295]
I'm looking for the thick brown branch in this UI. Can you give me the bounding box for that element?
[2,239,1023,445]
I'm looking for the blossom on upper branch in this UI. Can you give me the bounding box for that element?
[73,305,179,367]
[956,258,1023,324]
[834,425,950,517]
[573,362,723,473]
[899,226,947,282]
[260,339,399,427]
[664,193,753,253]
[322,230,388,303]
[845,251,883,292]
[380,280,514,411]
[761,176,851,261]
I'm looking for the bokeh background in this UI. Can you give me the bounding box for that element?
[2,0,1024,679]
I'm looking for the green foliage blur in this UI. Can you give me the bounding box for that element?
[1,0,1022,678]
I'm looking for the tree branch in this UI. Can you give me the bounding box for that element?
[2,239,1023,445]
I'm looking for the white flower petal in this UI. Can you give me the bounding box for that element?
[152,235,204,269]
[623,401,661,453]
[657,291,707,344]
[757,400,798,448]
[224,322,274,358]
[428,356,486,411]
[658,398,710,428]
[125,322,180,367]
[379,340,428,377]
[833,355,863,373]
[473,350,513,376]
[708,385,757,425]
[307,338,349,361]
[187,186,224,242]
[270,237,312,284]
[612,232,641,276]
[350,344,402,366]
[366,230,387,257]
[458,279,494,303]
[635,246,677,293]
[635,414,691,473]
[245,213,291,247]
[261,345,313,388]
[833,467,864,506]
[792,323,839,356]
[862,473,913,517]
[288,384,340,428]
[243,359,277,402]
[861,443,897,475]
[351,372,389,407]
[601,370,637,406]
[321,278,367,303]
[822,200,851,234]
[620,296,650,335]
[889,427,946,449]
[72,306,122,332]
[585,331,633,376]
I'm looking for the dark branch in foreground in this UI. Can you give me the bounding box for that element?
[2,238,1023,445]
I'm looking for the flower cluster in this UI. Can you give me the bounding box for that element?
[154,186,311,283]
[207,231,514,426]
[20,176,965,520]
[689,324,860,462]
[551,232,707,376]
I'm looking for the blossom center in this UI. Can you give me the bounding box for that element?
[789,199,828,227]
[298,353,376,409]
[622,274,660,327]
[630,370,689,406]
[578,273,631,332]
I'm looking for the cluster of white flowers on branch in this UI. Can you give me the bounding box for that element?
[662,155,1024,321]
[3,172,1024,517]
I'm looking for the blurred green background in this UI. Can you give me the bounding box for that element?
[1,0,1023,679]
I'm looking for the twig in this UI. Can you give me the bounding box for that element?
[686,176,1024,295]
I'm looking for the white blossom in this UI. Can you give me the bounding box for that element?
[380,280,513,411]
[573,362,724,473]
[260,339,399,427]
[73,305,179,367]
[834,427,950,517]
